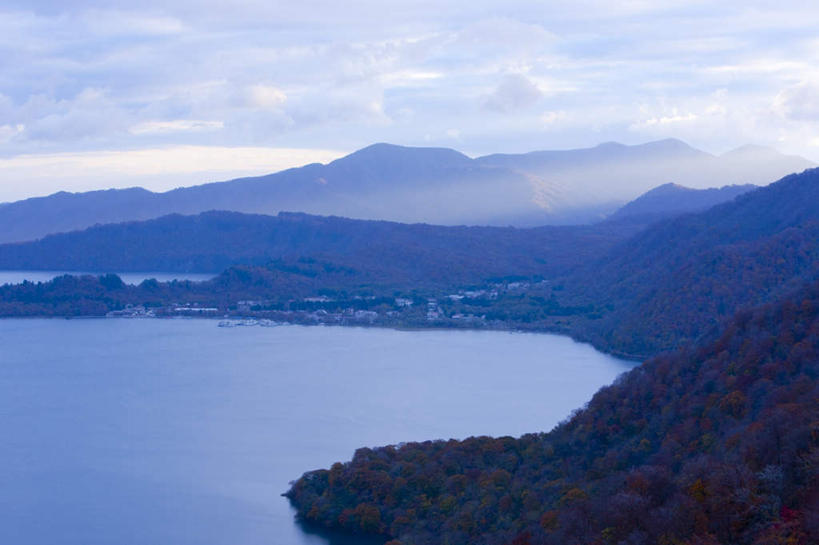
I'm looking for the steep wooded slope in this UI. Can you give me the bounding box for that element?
[0,211,642,285]
[562,167,819,357]
[287,279,819,545]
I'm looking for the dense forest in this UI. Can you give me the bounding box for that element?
[555,168,819,357]
[286,278,819,545]
[0,210,642,284]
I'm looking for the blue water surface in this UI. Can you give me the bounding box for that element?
[0,319,635,545]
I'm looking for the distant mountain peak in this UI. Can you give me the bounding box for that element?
[650,137,691,147]
[636,137,707,155]
[0,139,813,244]
[607,181,759,223]
[721,144,784,158]
[648,182,694,193]
[335,142,472,165]
[594,141,627,149]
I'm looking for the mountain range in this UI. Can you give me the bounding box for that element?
[0,177,768,285]
[0,139,812,244]
[2,166,817,362]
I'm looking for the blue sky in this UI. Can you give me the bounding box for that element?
[1,1,819,200]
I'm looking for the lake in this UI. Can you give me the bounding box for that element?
[0,270,214,286]
[0,319,636,545]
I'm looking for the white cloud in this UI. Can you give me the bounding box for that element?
[244,84,287,110]
[540,111,567,125]
[484,74,543,113]
[774,81,819,121]
[380,70,442,87]
[0,123,24,143]
[0,146,346,201]
[129,119,224,134]
[631,111,699,129]
[80,10,188,37]
[1,0,819,188]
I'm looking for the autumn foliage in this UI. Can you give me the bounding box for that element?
[287,280,819,545]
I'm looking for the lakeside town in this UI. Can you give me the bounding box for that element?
[103,279,582,332]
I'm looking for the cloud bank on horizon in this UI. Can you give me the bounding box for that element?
[1,0,819,200]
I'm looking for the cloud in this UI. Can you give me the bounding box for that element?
[244,84,287,110]
[129,119,224,134]
[774,82,819,121]
[540,111,567,125]
[631,110,699,129]
[79,10,188,37]
[0,145,346,201]
[2,0,819,192]
[484,74,543,113]
[0,123,24,143]
[20,88,131,143]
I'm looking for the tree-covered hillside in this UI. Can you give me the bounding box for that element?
[604,182,756,224]
[286,278,819,545]
[561,167,819,357]
[0,210,642,285]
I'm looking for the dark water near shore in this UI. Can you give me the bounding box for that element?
[0,319,635,545]
[0,270,214,285]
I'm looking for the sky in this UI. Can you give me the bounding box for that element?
[1,0,819,201]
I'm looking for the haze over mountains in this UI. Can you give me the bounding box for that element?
[605,182,757,223]
[3,166,817,360]
[0,177,768,279]
[0,139,812,244]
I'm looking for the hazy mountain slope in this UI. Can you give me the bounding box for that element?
[0,144,543,243]
[286,278,819,545]
[0,188,168,244]
[2,169,817,361]
[562,167,819,356]
[0,210,643,285]
[476,139,814,221]
[0,140,812,243]
[606,182,758,223]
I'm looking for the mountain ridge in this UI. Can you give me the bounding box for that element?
[605,182,758,223]
[558,167,819,356]
[0,139,812,244]
[0,209,645,285]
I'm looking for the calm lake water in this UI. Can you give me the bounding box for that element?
[0,319,635,545]
[0,270,214,286]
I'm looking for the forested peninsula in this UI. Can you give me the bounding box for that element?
[286,279,819,545]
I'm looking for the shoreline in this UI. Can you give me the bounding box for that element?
[0,312,645,363]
